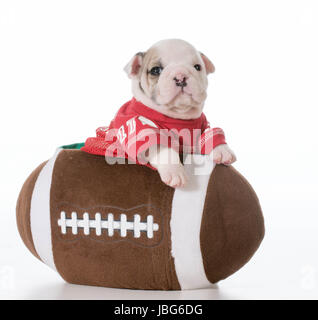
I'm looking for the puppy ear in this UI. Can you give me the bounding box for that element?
[200,52,215,74]
[124,52,145,78]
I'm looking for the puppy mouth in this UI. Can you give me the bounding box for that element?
[176,89,202,105]
[154,82,205,110]
[180,88,190,95]
[169,93,198,113]
[173,87,192,100]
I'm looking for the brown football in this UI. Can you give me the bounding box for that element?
[16,148,264,290]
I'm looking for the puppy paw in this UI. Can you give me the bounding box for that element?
[212,144,237,165]
[157,164,188,188]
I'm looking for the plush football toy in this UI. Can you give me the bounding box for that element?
[16,145,264,290]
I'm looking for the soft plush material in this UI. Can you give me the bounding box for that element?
[16,146,264,290]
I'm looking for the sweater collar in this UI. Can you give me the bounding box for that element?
[129,98,204,126]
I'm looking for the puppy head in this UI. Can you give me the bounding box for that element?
[124,39,215,119]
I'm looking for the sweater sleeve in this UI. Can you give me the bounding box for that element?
[199,116,227,154]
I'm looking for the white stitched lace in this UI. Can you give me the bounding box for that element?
[57,211,159,239]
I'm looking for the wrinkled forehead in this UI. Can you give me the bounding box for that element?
[146,41,201,66]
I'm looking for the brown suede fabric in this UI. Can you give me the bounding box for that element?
[16,161,47,260]
[50,150,181,290]
[16,150,265,290]
[200,164,265,283]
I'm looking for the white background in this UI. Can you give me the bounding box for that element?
[0,0,318,300]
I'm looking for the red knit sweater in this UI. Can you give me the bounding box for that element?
[81,98,226,168]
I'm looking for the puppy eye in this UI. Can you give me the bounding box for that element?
[149,66,163,76]
[194,64,202,71]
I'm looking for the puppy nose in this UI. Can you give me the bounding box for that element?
[173,74,188,87]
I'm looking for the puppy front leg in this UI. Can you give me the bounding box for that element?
[147,145,188,188]
[212,144,237,165]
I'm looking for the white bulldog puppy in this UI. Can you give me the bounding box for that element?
[124,39,236,188]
